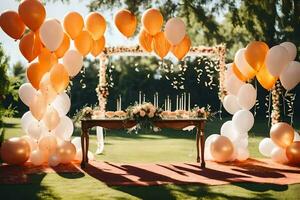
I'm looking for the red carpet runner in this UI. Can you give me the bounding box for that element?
[1,159,300,186]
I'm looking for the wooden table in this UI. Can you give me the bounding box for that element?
[81,118,206,169]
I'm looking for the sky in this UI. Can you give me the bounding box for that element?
[0,0,138,67]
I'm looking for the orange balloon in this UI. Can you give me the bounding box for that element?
[50,63,70,93]
[1,137,30,165]
[19,31,42,62]
[142,8,163,36]
[91,36,105,57]
[270,122,294,148]
[55,33,70,58]
[55,141,76,164]
[171,35,191,60]
[27,62,48,89]
[138,29,153,52]
[114,9,137,37]
[74,30,93,56]
[210,135,234,162]
[38,48,58,71]
[30,91,47,120]
[85,12,106,40]
[232,62,247,82]
[256,64,277,90]
[0,10,25,40]
[152,32,171,59]
[18,0,46,31]
[63,12,84,39]
[286,141,300,165]
[245,41,269,72]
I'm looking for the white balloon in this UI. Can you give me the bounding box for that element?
[259,138,277,157]
[30,150,46,166]
[280,42,297,61]
[21,111,36,133]
[164,17,186,45]
[234,48,253,78]
[279,61,300,91]
[271,147,288,164]
[233,137,248,149]
[75,149,94,161]
[63,50,83,77]
[266,45,289,77]
[225,74,245,95]
[52,92,71,116]
[205,134,220,149]
[54,116,74,141]
[39,19,64,51]
[19,83,37,106]
[223,95,241,115]
[27,120,47,140]
[204,147,213,161]
[225,63,233,81]
[294,131,300,142]
[236,147,249,161]
[220,121,239,141]
[71,137,82,150]
[48,154,60,167]
[232,109,254,133]
[237,84,257,110]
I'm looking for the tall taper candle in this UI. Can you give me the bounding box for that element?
[188,93,190,111]
[154,94,156,107]
[176,95,178,110]
[119,95,122,110]
[184,92,186,110]
[164,99,167,111]
[139,91,141,105]
[143,94,146,103]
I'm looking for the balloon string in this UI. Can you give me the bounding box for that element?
[282,90,288,116]
[254,79,258,117]
[268,90,272,127]
[290,93,296,126]
[219,100,223,120]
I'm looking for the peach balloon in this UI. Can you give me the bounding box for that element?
[171,35,191,60]
[63,12,84,39]
[74,30,93,56]
[27,62,48,90]
[18,0,46,31]
[142,8,163,36]
[245,41,269,72]
[29,91,47,121]
[114,9,137,38]
[210,135,234,162]
[286,141,300,165]
[43,106,60,131]
[38,133,57,155]
[30,149,47,165]
[270,122,294,148]
[55,141,76,164]
[138,29,153,52]
[1,137,30,165]
[50,63,70,94]
[62,50,83,77]
[232,62,247,82]
[234,48,256,80]
[21,135,38,152]
[38,48,58,72]
[55,33,70,58]
[0,10,25,40]
[91,36,105,57]
[256,64,277,90]
[165,17,186,45]
[85,12,106,40]
[39,19,64,52]
[19,31,42,62]
[39,73,57,104]
[152,32,171,59]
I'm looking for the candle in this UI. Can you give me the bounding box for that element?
[156,92,158,108]
[164,99,167,111]
[139,91,141,105]
[176,95,178,110]
[116,98,119,111]
[188,93,190,111]
[179,97,182,110]
[167,96,169,111]
[184,92,186,111]
[181,94,184,110]
[169,99,172,111]
[119,95,122,110]
[143,94,146,103]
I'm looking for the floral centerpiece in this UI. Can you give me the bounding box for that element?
[127,102,162,132]
[190,105,214,120]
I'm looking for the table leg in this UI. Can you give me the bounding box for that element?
[81,126,88,169]
[86,128,89,164]
[196,127,200,163]
[200,122,206,168]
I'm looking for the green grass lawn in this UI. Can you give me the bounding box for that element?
[1,117,300,200]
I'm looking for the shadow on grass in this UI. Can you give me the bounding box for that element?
[0,173,60,200]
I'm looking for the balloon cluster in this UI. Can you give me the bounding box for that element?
[137,8,191,60]
[259,122,300,165]
[233,41,299,91]
[0,0,102,166]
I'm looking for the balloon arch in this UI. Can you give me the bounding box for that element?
[1,0,299,166]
